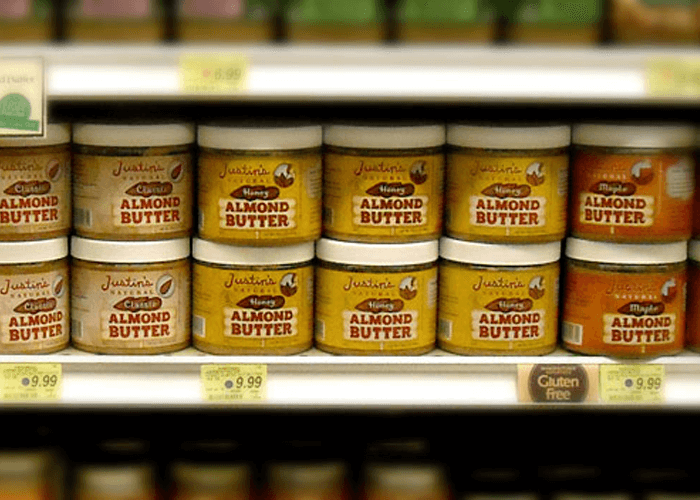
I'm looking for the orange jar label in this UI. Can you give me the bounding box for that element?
[686,260,700,349]
[315,264,437,354]
[73,153,192,239]
[0,260,69,354]
[438,260,559,355]
[571,149,693,241]
[562,261,686,357]
[197,149,321,244]
[192,262,314,354]
[0,146,70,240]
[323,151,443,242]
[445,151,567,242]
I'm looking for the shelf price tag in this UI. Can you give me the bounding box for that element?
[201,364,266,403]
[600,364,664,404]
[646,57,700,98]
[0,58,44,136]
[0,364,61,402]
[179,54,248,95]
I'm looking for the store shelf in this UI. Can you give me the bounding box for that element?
[3,44,699,103]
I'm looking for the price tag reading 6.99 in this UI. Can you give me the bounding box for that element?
[201,364,267,403]
[179,55,248,95]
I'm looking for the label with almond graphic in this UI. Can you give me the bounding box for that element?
[438,261,559,355]
[71,260,190,354]
[0,261,69,353]
[198,150,321,244]
[192,263,313,354]
[73,153,192,239]
[315,266,437,354]
[446,152,566,242]
[563,262,686,357]
[0,148,71,239]
[324,152,442,242]
[572,150,693,241]
[685,260,700,351]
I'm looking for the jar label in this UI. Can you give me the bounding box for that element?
[685,260,700,348]
[446,152,567,241]
[180,0,244,17]
[571,150,693,241]
[562,263,686,357]
[80,0,151,17]
[0,262,69,353]
[323,152,443,241]
[438,261,559,354]
[73,153,192,239]
[315,266,437,354]
[0,148,70,238]
[0,0,30,18]
[192,263,314,354]
[198,150,321,243]
[71,260,190,353]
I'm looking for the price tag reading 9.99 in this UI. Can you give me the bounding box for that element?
[0,364,62,402]
[600,364,665,404]
[201,364,267,403]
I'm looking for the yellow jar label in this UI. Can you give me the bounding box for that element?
[446,152,567,242]
[198,150,321,244]
[71,260,190,354]
[315,265,437,354]
[323,152,443,241]
[73,153,193,239]
[193,263,314,354]
[438,261,559,354]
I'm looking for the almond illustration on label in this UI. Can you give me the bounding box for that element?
[230,185,280,201]
[156,274,175,298]
[13,298,57,315]
[590,181,636,197]
[236,295,285,310]
[410,160,428,185]
[525,161,545,186]
[399,276,417,300]
[53,276,65,298]
[485,297,533,313]
[125,182,173,198]
[355,298,404,313]
[617,301,665,316]
[365,182,415,198]
[169,160,184,182]
[274,163,295,188]
[481,183,531,199]
[113,297,163,312]
[4,180,51,197]
[661,278,677,303]
[280,273,298,297]
[631,159,654,185]
[528,276,545,300]
[46,159,62,181]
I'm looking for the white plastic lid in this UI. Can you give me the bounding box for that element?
[172,463,251,489]
[0,451,50,476]
[0,123,71,148]
[198,124,322,150]
[316,238,438,266]
[447,124,571,149]
[71,237,190,263]
[573,124,695,149]
[324,124,445,149]
[76,465,154,496]
[268,462,346,487]
[440,238,561,266]
[688,240,700,261]
[0,238,68,264]
[193,238,314,266]
[73,123,195,147]
[365,463,445,491]
[565,238,687,264]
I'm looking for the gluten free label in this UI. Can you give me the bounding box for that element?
[0,363,61,402]
[201,364,267,402]
[518,364,599,403]
[0,58,44,136]
[600,364,664,404]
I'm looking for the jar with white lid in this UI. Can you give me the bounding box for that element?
[684,240,700,352]
[0,237,69,354]
[315,238,438,355]
[71,237,191,354]
[562,238,687,358]
[74,464,156,500]
[0,123,71,240]
[571,124,695,242]
[0,450,61,500]
[171,462,252,500]
[73,123,194,240]
[438,237,561,355]
[446,124,570,243]
[192,238,314,355]
[362,463,450,500]
[266,462,349,500]
[323,124,445,243]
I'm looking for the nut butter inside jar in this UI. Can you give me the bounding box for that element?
[446,124,570,243]
[562,238,687,358]
[72,123,194,240]
[171,463,252,500]
[71,237,191,355]
[197,123,322,245]
[323,123,445,243]
[0,123,71,241]
[438,237,561,356]
[684,239,700,352]
[0,449,61,500]
[192,238,315,355]
[362,463,450,500]
[267,462,349,500]
[74,465,156,500]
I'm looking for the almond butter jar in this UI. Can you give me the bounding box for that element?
[71,237,191,355]
[562,238,687,358]
[571,124,695,242]
[0,124,71,240]
[197,124,322,245]
[445,124,570,243]
[315,238,438,355]
[73,123,194,240]
[684,240,700,352]
[438,237,561,355]
[192,238,314,355]
[323,124,445,243]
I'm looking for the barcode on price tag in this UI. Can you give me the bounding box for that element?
[600,364,664,404]
[179,54,248,94]
[201,364,266,402]
[0,364,61,402]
